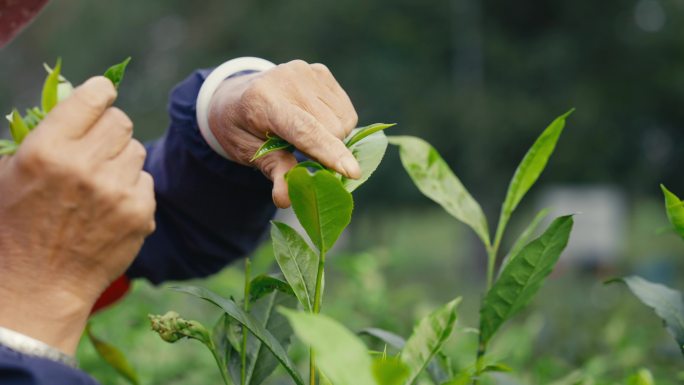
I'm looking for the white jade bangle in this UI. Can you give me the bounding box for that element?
[196,57,276,159]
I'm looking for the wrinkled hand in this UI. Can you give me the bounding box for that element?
[0,77,155,354]
[208,60,360,208]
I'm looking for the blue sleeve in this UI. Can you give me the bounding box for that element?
[126,69,276,284]
[0,346,99,385]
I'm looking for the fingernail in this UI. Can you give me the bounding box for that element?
[338,156,361,179]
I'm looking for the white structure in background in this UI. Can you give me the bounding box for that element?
[536,185,627,266]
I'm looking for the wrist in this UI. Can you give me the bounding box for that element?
[196,57,276,159]
[0,279,93,355]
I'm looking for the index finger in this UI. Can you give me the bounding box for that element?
[36,76,117,139]
[273,104,361,179]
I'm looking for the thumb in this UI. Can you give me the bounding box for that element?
[253,150,298,208]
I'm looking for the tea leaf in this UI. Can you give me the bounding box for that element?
[86,323,140,385]
[499,208,550,275]
[626,368,655,385]
[389,136,490,246]
[499,110,572,228]
[661,184,684,240]
[286,167,353,253]
[372,357,410,385]
[104,57,132,89]
[441,372,472,385]
[271,221,319,312]
[0,140,18,156]
[400,298,461,385]
[360,328,448,384]
[173,285,305,385]
[9,109,29,144]
[341,127,389,192]
[212,314,234,384]
[345,123,396,147]
[42,58,62,113]
[480,216,573,345]
[360,328,405,349]
[23,108,45,130]
[251,135,295,161]
[249,275,295,303]
[610,276,684,355]
[281,309,376,385]
[231,289,298,385]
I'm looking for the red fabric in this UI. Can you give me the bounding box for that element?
[0,0,50,47]
[91,275,131,315]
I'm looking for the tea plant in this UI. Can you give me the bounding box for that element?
[610,185,684,357]
[376,110,576,383]
[150,123,396,385]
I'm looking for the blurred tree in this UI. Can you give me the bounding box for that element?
[1,0,682,210]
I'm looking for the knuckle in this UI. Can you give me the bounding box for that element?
[105,107,134,134]
[128,140,147,163]
[311,63,331,75]
[344,110,359,132]
[73,77,117,112]
[284,59,309,72]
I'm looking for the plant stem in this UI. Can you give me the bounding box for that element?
[472,338,487,385]
[241,258,252,385]
[486,213,509,290]
[309,249,326,385]
[209,341,233,385]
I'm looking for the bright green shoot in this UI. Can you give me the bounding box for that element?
[1,57,131,156]
[271,123,394,385]
[389,110,575,383]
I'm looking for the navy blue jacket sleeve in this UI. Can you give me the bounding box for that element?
[0,346,98,385]
[126,69,276,284]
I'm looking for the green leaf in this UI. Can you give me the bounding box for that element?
[389,135,490,246]
[281,309,376,385]
[441,372,473,385]
[9,109,29,144]
[661,184,684,240]
[212,314,234,385]
[0,140,18,156]
[341,127,389,192]
[248,274,295,303]
[360,328,405,349]
[251,135,295,161]
[173,285,305,385]
[499,208,551,275]
[286,167,354,253]
[86,323,140,385]
[360,328,448,384]
[610,276,684,355]
[104,57,132,89]
[57,80,74,102]
[400,298,461,385]
[271,221,319,312]
[345,123,396,147]
[372,357,410,385]
[42,58,62,113]
[626,368,655,385]
[230,289,298,385]
[499,110,573,227]
[480,215,573,345]
[23,108,45,130]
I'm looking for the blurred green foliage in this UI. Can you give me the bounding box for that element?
[2,0,683,209]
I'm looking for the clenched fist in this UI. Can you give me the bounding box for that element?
[0,77,155,354]
[208,60,360,208]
